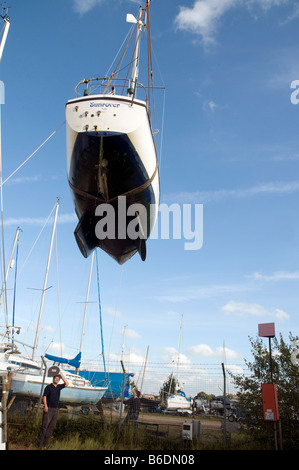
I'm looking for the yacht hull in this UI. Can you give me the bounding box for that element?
[10,373,107,405]
[66,94,160,264]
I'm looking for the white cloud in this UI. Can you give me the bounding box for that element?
[251,270,299,281]
[73,0,103,15]
[202,100,219,112]
[125,328,141,339]
[6,175,41,185]
[73,0,140,15]
[162,347,192,368]
[175,0,292,46]
[164,180,299,204]
[154,282,253,303]
[187,343,240,358]
[175,0,239,46]
[46,341,65,354]
[103,305,121,318]
[274,308,290,320]
[107,350,145,369]
[4,213,77,227]
[222,300,290,320]
[280,3,299,25]
[225,363,244,374]
[187,343,214,357]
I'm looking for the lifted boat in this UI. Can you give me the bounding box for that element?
[66,2,160,264]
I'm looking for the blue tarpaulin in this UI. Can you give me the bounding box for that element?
[78,370,134,399]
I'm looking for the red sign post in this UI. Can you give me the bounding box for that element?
[261,383,279,421]
[258,322,282,449]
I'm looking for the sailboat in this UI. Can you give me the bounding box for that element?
[4,202,108,406]
[166,390,191,411]
[165,316,192,412]
[66,1,160,264]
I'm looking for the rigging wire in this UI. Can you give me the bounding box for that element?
[1,120,65,187]
[105,24,134,79]
[0,105,8,329]
[55,218,63,357]
[107,264,124,371]
[95,249,106,375]
[16,201,56,279]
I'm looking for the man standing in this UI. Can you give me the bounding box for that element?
[37,373,69,448]
[123,389,141,429]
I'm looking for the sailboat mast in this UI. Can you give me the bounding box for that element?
[0,12,10,62]
[11,229,20,344]
[0,226,20,307]
[0,10,10,334]
[76,250,94,374]
[32,200,59,360]
[131,7,143,88]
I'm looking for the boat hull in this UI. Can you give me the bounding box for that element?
[167,395,191,411]
[66,94,160,264]
[10,374,107,405]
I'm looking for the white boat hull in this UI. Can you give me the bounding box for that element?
[65,93,160,263]
[9,372,107,405]
[167,395,191,411]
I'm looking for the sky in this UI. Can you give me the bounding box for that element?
[0,0,298,396]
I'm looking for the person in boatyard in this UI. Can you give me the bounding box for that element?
[123,389,141,429]
[37,373,69,448]
[116,388,141,429]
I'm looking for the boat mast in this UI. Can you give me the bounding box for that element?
[0,8,10,62]
[11,227,20,344]
[132,7,143,91]
[32,200,59,360]
[76,250,94,374]
[0,226,20,307]
[126,6,146,98]
[0,8,10,334]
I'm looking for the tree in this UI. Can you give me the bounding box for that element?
[230,331,299,449]
[159,373,178,406]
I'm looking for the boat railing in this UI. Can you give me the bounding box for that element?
[74,77,164,108]
[75,76,149,104]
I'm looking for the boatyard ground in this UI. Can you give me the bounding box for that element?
[6,406,276,451]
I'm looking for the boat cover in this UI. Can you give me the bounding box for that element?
[78,370,134,399]
[45,352,81,369]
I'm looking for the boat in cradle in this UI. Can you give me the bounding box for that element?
[7,353,107,406]
[166,390,192,411]
[66,1,160,264]
[0,334,107,407]
[0,203,108,407]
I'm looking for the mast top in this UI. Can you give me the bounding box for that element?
[0,2,10,20]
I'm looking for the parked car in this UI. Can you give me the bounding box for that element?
[210,396,231,410]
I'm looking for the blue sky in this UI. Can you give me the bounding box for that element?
[0,0,298,395]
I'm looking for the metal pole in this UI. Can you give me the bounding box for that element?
[0,17,10,62]
[36,356,48,417]
[0,226,20,306]
[222,362,226,449]
[0,14,10,335]
[140,345,149,395]
[32,200,59,359]
[119,360,126,431]
[76,251,94,374]
[269,337,273,383]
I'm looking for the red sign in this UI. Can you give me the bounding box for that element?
[261,384,279,421]
[258,322,275,338]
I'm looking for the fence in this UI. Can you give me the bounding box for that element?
[104,360,251,398]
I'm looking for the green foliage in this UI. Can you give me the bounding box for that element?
[230,331,299,449]
[159,373,178,403]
